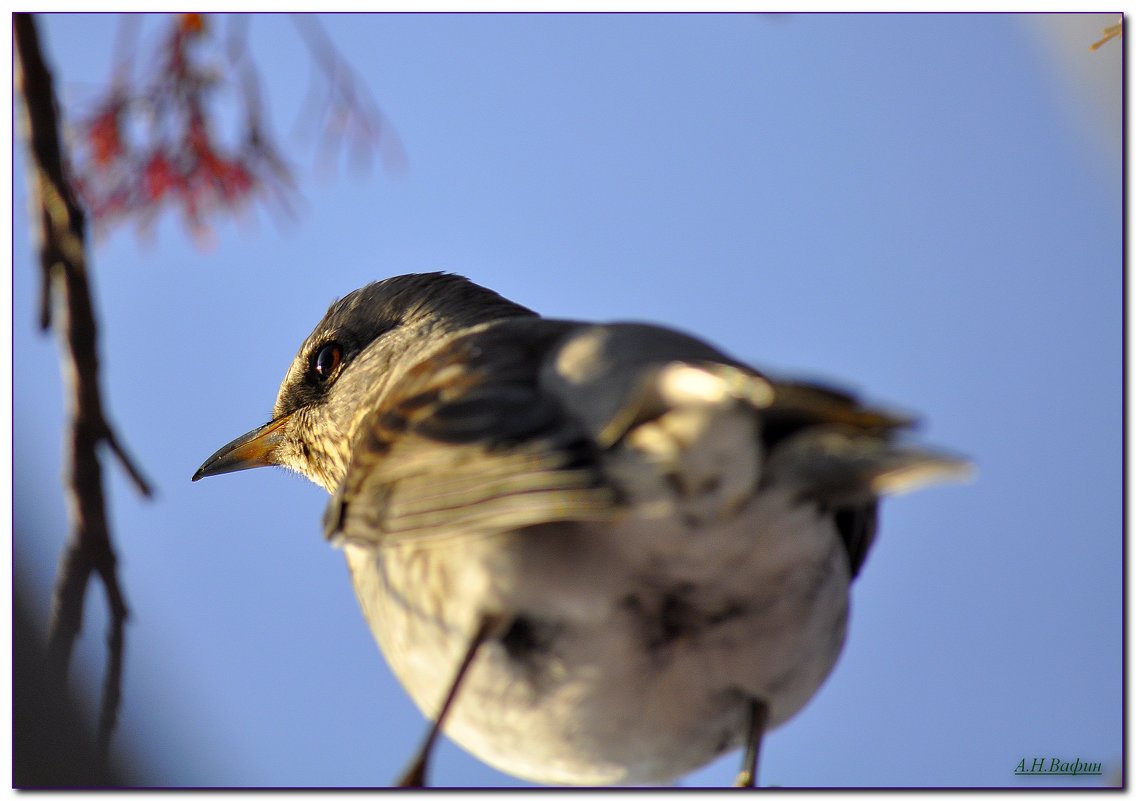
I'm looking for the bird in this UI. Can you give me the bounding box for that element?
[192,272,968,787]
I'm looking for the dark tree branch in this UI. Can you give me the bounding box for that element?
[14,12,154,777]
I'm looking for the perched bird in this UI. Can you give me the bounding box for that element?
[193,273,967,787]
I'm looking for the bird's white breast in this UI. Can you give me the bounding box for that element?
[342,481,851,786]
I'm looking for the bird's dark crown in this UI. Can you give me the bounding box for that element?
[319,273,536,338]
[272,273,537,420]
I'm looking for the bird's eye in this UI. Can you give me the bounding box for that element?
[311,342,343,381]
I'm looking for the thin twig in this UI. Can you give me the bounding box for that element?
[1090,17,1123,51]
[38,253,52,331]
[95,562,130,764]
[14,12,153,777]
[109,13,141,88]
[289,13,405,173]
[104,425,154,498]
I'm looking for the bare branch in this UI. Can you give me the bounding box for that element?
[38,257,51,331]
[1090,17,1123,51]
[104,425,155,498]
[95,563,130,764]
[109,13,141,88]
[14,12,154,773]
[290,14,406,174]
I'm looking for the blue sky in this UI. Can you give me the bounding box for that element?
[12,12,1121,788]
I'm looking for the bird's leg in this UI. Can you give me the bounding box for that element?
[732,697,770,788]
[396,613,504,787]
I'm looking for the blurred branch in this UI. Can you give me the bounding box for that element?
[1089,17,1122,51]
[71,13,291,244]
[70,13,399,243]
[14,12,153,778]
[291,13,406,174]
[14,587,134,786]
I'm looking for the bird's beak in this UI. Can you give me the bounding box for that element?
[192,414,291,481]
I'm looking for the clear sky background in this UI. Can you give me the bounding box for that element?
[12,12,1121,789]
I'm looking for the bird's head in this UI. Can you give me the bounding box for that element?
[192,272,535,492]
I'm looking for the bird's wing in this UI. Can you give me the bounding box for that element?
[324,318,969,576]
[540,323,969,577]
[323,318,616,548]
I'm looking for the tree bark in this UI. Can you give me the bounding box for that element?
[14,13,153,781]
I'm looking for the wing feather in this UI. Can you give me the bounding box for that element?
[323,319,615,547]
